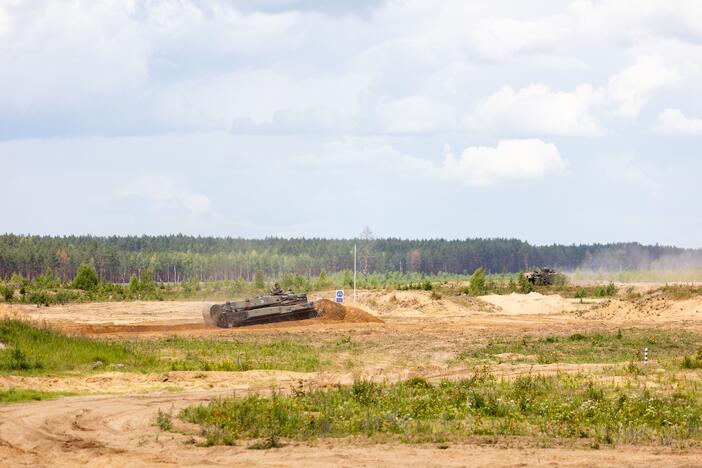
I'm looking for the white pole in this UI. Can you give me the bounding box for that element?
[353,244,357,307]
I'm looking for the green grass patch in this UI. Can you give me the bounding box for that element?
[0,319,320,375]
[459,329,702,365]
[682,348,702,369]
[134,336,319,373]
[658,284,702,300]
[0,319,158,373]
[181,372,702,446]
[0,388,76,403]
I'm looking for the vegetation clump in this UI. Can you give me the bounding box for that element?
[460,329,700,365]
[180,372,702,446]
[0,388,76,403]
[0,319,321,375]
[682,348,702,369]
[72,263,99,291]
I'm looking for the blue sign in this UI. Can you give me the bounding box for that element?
[335,290,345,303]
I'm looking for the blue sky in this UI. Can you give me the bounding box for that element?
[1,1,701,246]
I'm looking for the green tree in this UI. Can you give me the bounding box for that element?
[342,269,353,288]
[128,273,141,293]
[316,270,331,289]
[254,271,265,290]
[72,263,99,291]
[0,285,13,302]
[507,276,517,292]
[141,267,155,291]
[518,272,533,293]
[469,267,486,295]
[34,267,60,290]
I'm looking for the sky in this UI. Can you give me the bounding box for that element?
[1,0,701,246]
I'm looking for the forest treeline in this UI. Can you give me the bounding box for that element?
[1,234,700,283]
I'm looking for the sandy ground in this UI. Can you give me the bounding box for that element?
[3,389,702,468]
[3,290,702,466]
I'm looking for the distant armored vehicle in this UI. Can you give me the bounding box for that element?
[203,284,317,328]
[524,268,558,286]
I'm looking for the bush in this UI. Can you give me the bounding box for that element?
[73,263,99,291]
[682,348,702,369]
[5,348,43,371]
[141,267,156,291]
[128,274,140,293]
[32,268,61,290]
[0,285,13,302]
[594,282,617,297]
[254,271,265,290]
[316,270,332,290]
[26,291,52,306]
[468,268,487,295]
[342,270,354,288]
[517,273,533,293]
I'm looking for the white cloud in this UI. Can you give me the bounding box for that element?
[466,84,603,136]
[294,137,566,187]
[606,56,679,118]
[438,139,567,186]
[294,137,435,175]
[469,15,569,60]
[654,108,702,135]
[116,175,214,216]
[466,55,680,136]
[571,0,702,43]
[0,0,698,140]
[377,96,457,133]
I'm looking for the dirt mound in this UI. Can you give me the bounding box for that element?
[313,299,384,323]
[480,292,582,315]
[345,290,496,319]
[582,294,702,322]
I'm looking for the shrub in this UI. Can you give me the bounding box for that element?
[681,348,702,369]
[254,271,265,290]
[0,285,13,302]
[5,348,43,371]
[73,263,99,291]
[342,270,354,288]
[316,270,332,290]
[468,268,487,295]
[157,409,173,431]
[32,268,61,289]
[128,274,141,293]
[141,267,156,291]
[594,282,617,297]
[517,273,533,293]
[26,291,52,306]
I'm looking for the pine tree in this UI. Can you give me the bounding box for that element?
[73,263,99,291]
[254,271,265,290]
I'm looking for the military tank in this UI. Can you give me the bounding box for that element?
[524,268,558,286]
[203,284,317,328]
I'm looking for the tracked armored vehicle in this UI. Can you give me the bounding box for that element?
[524,268,558,286]
[203,284,317,328]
